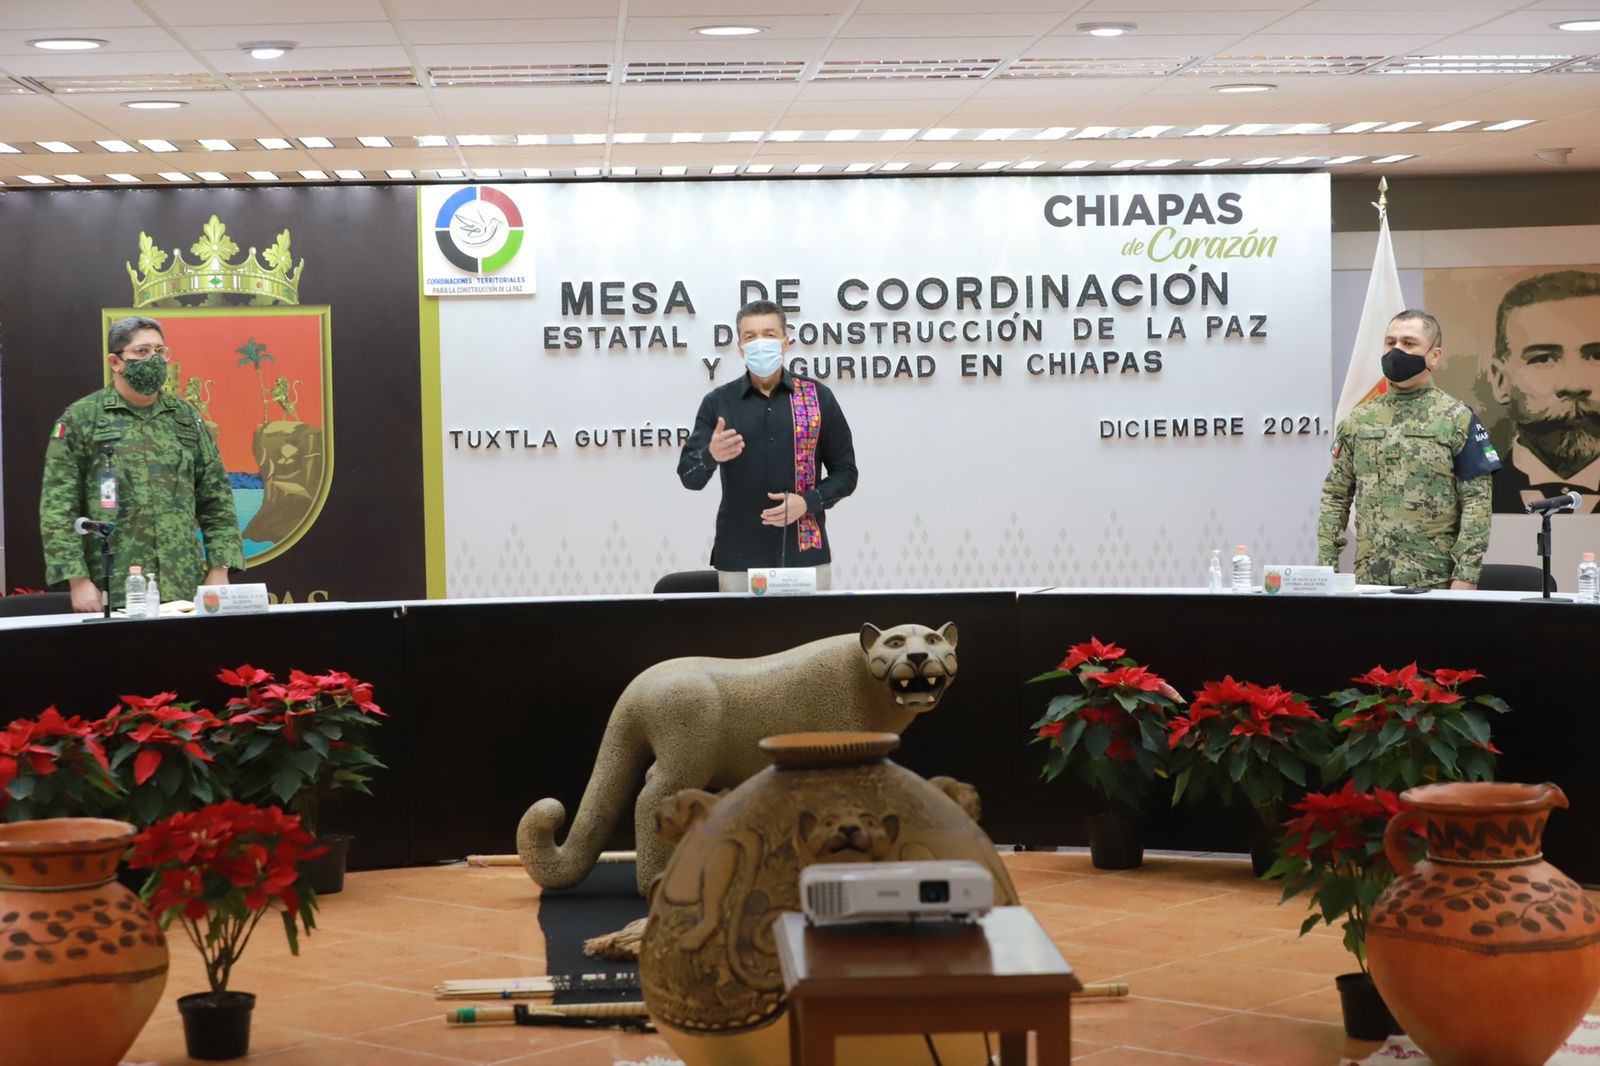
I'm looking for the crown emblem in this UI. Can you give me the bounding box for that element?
[126,214,303,307]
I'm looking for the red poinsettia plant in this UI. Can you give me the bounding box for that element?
[218,666,386,838]
[1323,664,1508,793]
[1029,637,1183,814]
[0,707,119,821]
[131,800,322,996]
[1168,676,1332,822]
[99,692,225,827]
[1266,781,1423,972]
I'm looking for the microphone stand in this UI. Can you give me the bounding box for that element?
[1524,509,1571,603]
[92,527,115,620]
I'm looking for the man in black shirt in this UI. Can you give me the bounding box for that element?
[677,300,858,591]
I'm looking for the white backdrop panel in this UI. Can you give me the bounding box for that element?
[435,174,1332,596]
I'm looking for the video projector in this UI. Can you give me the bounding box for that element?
[800,861,995,926]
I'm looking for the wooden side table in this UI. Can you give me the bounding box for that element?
[775,906,1082,1066]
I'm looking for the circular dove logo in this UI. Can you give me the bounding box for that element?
[434,186,524,273]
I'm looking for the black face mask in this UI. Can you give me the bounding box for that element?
[1380,347,1428,383]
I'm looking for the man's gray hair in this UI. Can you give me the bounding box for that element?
[1390,308,1443,350]
[107,315,163,354]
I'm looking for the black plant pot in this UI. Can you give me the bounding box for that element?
[302,833,351,896]
[1335,972,1403,1041]
[1086,813,1143,870]
[1248,813,1281,879]
[178,990,256,1060]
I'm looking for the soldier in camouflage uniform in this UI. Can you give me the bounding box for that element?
[39,316,245,612]
[1319,309,1501,589]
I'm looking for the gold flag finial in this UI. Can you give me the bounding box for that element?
[1371,176,1389,220]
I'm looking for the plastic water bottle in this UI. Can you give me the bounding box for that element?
[143,572,160,619]
[1231,545,1252,593]
[125,566,146,616]
[1580,552,1598,604]
[1207,549,1224,593]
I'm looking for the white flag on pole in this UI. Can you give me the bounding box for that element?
[1334,210,1405,427]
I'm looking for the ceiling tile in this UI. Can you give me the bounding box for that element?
[144,0,391,24]
[838,13,1067,37]
[387,0,617,14]
[0,0,157,29]
[394,19,615,44]
[180,23,401,49]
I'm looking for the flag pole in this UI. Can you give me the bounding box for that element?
[1372,175,1388,220]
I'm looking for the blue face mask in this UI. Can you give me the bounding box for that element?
[742,337,785,377]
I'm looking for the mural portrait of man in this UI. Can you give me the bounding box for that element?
[1487,271,1600,515]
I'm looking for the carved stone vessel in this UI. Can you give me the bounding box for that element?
[0,818,169,1066]
[640,731,1018,1066]
[1367,782,1600,1066]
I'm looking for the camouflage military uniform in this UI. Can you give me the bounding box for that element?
[40,385,244,607]
[1318,383,1500,588]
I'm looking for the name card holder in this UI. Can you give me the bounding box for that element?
[1262,565,1335,597]
[746,568,818,597]
[194,583,271,616]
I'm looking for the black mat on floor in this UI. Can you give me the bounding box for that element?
[534,861,647,1004]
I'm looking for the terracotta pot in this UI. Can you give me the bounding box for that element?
[1367,782,1600,1066]
[0,818,169,1066]
[640,731,1018,1066]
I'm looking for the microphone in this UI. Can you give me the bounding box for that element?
[74,517,114,537]
[1526,491,1582,515]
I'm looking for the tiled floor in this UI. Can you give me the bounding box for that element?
[121,851,1600,1065]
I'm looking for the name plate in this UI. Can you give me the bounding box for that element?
[1262,565,1334,597]
[194,583,271,616]
[746,567,818,597]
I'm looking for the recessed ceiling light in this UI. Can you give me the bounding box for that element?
[1275,156,1313,165]
[921,128,959,141]
[1554,20,1600,32]
[383,169,412,179]
[356,136,391,148]
[521,167,548,178]
[1223,123,1270,136]
[1335,121,1385,134]
[199,139,236,151]
[1013,161,1044,170]
[416,135,450,147]
[159,172,192,182]
[1324,155,1365,165]
[671,132,703,143]
[575,166,601,177]
[299,169,329,179]
[1033,127,1073,140]
[108,173,140,183]
[1373,154,1414,164]
[1110,159,1142,169]
[241,41,295,60]
[844,162,873,172]
[796,163,824,173]
[693,25,764,36]
[1281,123,1325,136]
[37,141,78,154]
[1145,158,1180,167]
[1213,83,1275,94]
[613,132,648,144]
[1072,127,1114,139]
[1078,22,1135,37]
[712,164,738,175]
[298,137,334,149]
[516,134,549,146]
[747,163,774,174]
[19,175,53,184]
[1375,121,1420,133]
[55,174,89,184]
[1484,119,1535,131]
[768,130,803,142]
[1243,157,1279,166]
[1194,158,1231,167]
[930,162,960,171]
[879,162,909,172]
[572,133,606,145]
[125,100,186,110]
[728,131,763,142]
[29,38,107,50]
[0,142,19,154]
[1428,120,1478,132]
[334,169,362,179]
[975,128,1016,141]
[825,129,861,141]
[662,165,687,176]
[1185,124,1230,137]
[139,139,178,152]
[196,171,228,181]
[978,160,1010,170]
[1062,160,1093,170]
[248,171,279,180]
[881,129,919,141]
[1130,125,1172,138]
[437,168,465,179]
[256,137,292,150]
[96,139,137,153]
[612,165,638,176]
[457,134,494,146]
[474,168,501,178]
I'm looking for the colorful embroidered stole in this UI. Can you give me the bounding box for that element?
[790,380,823,552]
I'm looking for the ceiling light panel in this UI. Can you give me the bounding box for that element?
[19,175,52,184]
[28,73,223,94]
[199,139,236,151]
[108,173,140,183]
[249,171,279,180]
[159,172,192,182]
[256,138,292,150]
[1428,120,1478,132]
[37,141,78,153]
[357,136,392,148]
[429,64,610,86]
[298,137,334,149]
[96,140,137,153]
[230,67,418,90]
[814,59,999,80]
[624,60,804,82]
[1483,119,1536,130]
[196,171,228,181]
[55,174,89,183]
[0,143,19,154]
[747,163,774,173]
[1003,56,1192,78]
[1186,55,1382,76]
[140,139,179,152]
[1372,55,1572,75]
[1373,154,1414,163]
[384,169,412,179]
[1552,57,1600,73]
[300,169,329,179]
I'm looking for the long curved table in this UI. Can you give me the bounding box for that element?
[1,588,1590,879]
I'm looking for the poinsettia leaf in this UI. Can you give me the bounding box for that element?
[318,721,343,740]
[1026,668,1073,684]
[1425,737,1459,775]
[1300,914,1324,937]
[1113,690,1140,712]
[1377,720,1406,750]
[240,734,274,763]
[291,749,323,776]
[1227,749,1249,783]
[1278,756,1307,787]
[1082,723,1111,760]
[1474,694,1512,715]
[7,775,36,800]
[272,766,303,803]
[1319,877,1358,921]
[1460,711,1492,745]
[1138,716,1166,752]
[1352,762,1375,792]
[1057,717,1088,759]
